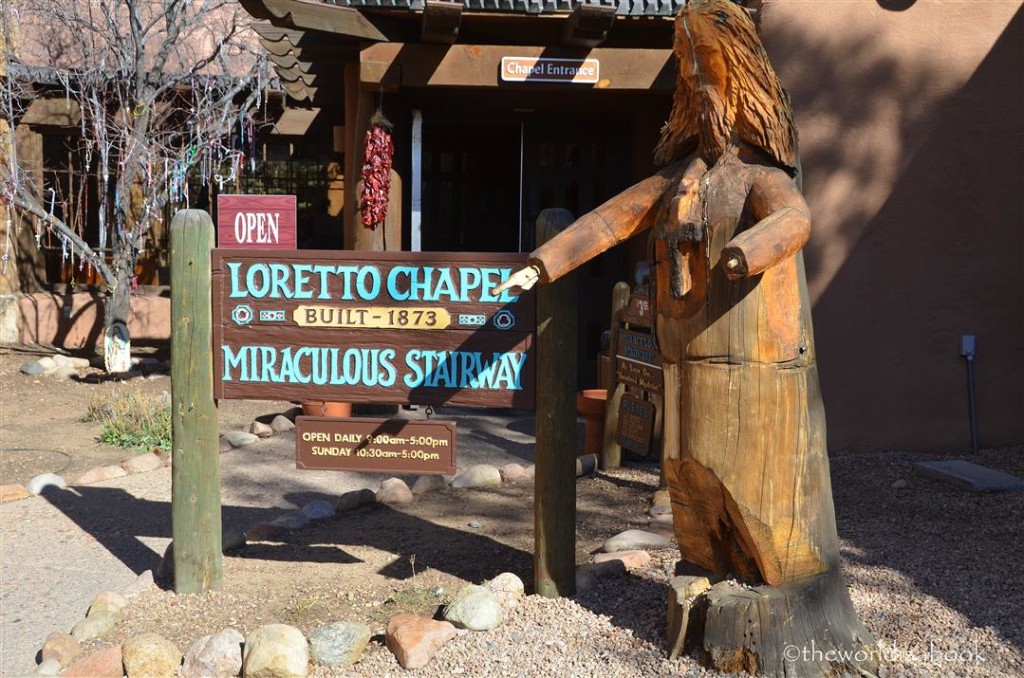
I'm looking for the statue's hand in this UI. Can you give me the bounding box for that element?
[495,265,540,296]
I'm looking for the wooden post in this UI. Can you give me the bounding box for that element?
[534,207,577,598]
[170,210,221,594]
[600,282,630,470]
[344,62,374,249]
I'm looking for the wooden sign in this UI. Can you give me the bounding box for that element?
[619,291,653,328]
[500,56,600,84]
[217,194,297,249]
[295,417,456,475]
[617,393,655,456]
[212,250,536,408]
[615,328,663,392]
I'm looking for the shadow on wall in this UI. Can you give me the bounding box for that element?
[763,3,1023,451]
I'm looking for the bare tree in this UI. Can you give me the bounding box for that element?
[1,0,269,370]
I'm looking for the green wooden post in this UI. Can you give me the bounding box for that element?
[170,209,222,594]
[534,208,577,598]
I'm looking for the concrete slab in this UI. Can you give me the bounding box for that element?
[915,459,1024,492]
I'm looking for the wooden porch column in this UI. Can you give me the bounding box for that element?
[343,61,374,249]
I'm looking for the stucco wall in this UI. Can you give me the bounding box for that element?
[761,0,1023,450]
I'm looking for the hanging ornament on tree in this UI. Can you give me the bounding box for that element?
[359,111,394,230]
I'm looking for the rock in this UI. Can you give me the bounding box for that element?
[468,520,483,529]
[122,632,182,678]
[27,473,68,495]
[579,559,627,580]
[411,474,446,495]
[74,465,128,485]
[270,511,309,530]
[181,628,244,678]
[63,645,123,677]
[270,415,295,432]
[88,590,128,616]
[221,430,259,448]
[242,624,309,678]
[892,478,909,490]
[524,464,536,479]
[442,584,503,631]
[602,529,671,553]
[41,631,80,668]
[246,522,286,541]
[307,621,372,668]
[450,464,502,489]
[302,499,335,521]
[219,438,234,453]
[20,359,49,375]
[121,452,163,474]
[222,529,247,552]
[336,488,376,511]
[0,483,32,502]
[485,572,525,611]
[54,366,79,380]
[71,610,118,641]
[52,354,91,369]
[385,614,457,670]
[648,513,674,536]
[33,658,62,675]
[121,570,154,599]
[499,463,530,483]
[593,549,652,569]
[376,478,414,504]
[575,567,600,592]
[250,420,274,438]
[649,489,672,515]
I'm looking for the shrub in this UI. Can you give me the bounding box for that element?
[86,388,172,451]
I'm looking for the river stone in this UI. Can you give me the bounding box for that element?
[33,658,62,675]
[499,463,530,483]
[307,621,372,667]
[123,632,181,678]
[26,473,67,495]
[243,624,309,678]
[41,631,80,668]
[0,483,32,502]
[602,529,671,553]
[63,645,123,677]
[71,609,118,641]
[336,488,376,511]
[88,590,128,616]
[411,474,446,495]
[486,572,525,611]
[121,452,163,474]
[246,522,286,541]
[222,430,259,447]
[442,584,503,631]
[20,359,48,375]
[122,570,154,599]
[593,549,652,569]
[376,478,414,504]
[385,615,457,670]
[450,464,502,489]
[181,628,244,678]
[302,499,335,521]
[250,420,274,438]
[269,511,309,530]
[219,437,234,453]
[271,414,295,432]
[74,465,128,485]
[52,354,91,369]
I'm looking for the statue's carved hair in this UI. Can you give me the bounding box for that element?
[654,0,798,173]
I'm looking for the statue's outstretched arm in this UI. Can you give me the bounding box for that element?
[496,159,702,296]
[721,168,810,280]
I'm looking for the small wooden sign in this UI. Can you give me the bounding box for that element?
[500,56,600,84]
[617,393,655,456]
[615,329,663,392]
[217,194,297,249]
[295,417,457,475]
[619,291,653,328]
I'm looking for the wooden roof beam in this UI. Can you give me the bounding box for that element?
[242,0,389,42]
[421,0,463,44]
[562,4,617,48]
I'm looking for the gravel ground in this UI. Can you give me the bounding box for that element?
[91,446,1023,678]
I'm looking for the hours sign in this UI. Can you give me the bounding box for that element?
[212,250,536,408]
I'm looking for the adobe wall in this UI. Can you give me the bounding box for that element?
[18,291,170,348]
[761,0,1023,450]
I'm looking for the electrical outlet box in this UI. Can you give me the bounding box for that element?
[960,334,976,357]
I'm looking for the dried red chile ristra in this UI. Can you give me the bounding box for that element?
[360,115,394,229]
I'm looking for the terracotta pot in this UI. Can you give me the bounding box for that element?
[576,389,608,457]
[301,401,352,418]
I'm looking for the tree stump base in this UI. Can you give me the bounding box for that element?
[670,570,877,677]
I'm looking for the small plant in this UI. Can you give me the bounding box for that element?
[86,388,172,452]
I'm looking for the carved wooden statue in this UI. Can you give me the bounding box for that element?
[498,1,877,674]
